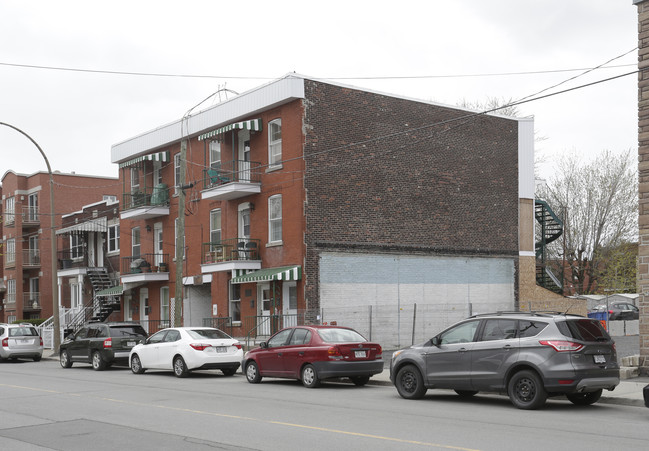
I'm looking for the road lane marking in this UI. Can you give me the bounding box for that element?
[1,383,481,450]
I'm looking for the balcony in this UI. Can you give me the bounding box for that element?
[201,160,262,201]
[22,293,41,310]
[121,253,170,283]
[121,184,170,220]
[201,238,261,274]
[57,250,88,272]
[22,206,39,228]
[23,249,41,268]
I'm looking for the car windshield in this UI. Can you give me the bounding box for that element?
[558,319,611,342]
[110,326,147,337]
[187,329,232,340]
[9,327,38,337]
[317,328,366,343]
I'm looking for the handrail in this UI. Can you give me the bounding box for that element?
[245,316,272,350]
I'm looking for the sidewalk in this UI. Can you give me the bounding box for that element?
[368,368,649,407]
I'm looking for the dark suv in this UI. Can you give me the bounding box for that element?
[390,312,620,409]
[60,322,147,370]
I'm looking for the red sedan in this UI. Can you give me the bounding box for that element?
[242,325,383,388]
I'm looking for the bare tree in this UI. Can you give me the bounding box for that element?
[537,149,637,294]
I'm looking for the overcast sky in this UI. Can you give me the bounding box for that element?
[0,0,639,184]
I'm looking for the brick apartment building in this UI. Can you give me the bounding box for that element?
[1,170,119,323]
[110,74,549,347]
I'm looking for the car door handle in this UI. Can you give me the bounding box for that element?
[277,352,283,357]
[502,345,513,351]
[458,348,468,353]
[298,352,305,356]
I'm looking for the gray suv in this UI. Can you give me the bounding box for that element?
[390,312,620,409]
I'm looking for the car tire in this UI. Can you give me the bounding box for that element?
[508,370,547,410]
[130,354,145,374]
[92,351,107,371]
[222,368,237,376]
[33,355,42,362]
[245,361,262,384]
[395,364,427,399]
[455,390,478,397]
[350,376,370,386]
[60,350,73,368]
[301,364,320,388]
[173,356,189,378]
[566,389,602,406]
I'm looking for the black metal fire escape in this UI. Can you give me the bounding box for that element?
[535,199,563,293]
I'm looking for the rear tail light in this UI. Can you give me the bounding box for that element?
[40,337,43,346]
[190,343,211,351]
[328,346,343,360]
[539,340,583,352]
[608,310,614,315]
[233,343,242,350]
[103,338,112,348]
[375,345,383,359]
[1,338,7,347]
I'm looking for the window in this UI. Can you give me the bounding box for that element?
[131,168,140,192]
[132,227,141,258]
[288,284,298,310]
[160,287,170,322]
[5,197,15,225]
[209,140,221,169]
[268,119,282,166]
[229,282,241,323]
[108,224,120,253]
[439,320,479,345]
[7,279,16,303]
[175,218,185,259]
[288,328,311,345]
[27,193,38,221]
[174,153,181,187]
[71,234,83,259]
[518,320,548,338]
[6,238,15,264]
[210,209,222,243]
[268,195,282,243]
[479,319,518,341]
[153,161,163,186]
[103,195,118,203]
[267,328,293,348]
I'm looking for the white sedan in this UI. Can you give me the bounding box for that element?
[129,327,243,377]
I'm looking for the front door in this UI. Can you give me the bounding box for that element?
[282,282,298,327]
[140,288,149,333]
[259,283,271,336]
[425,320,479,390]
[154,223,163,267]
[238,129,251,182]
[124,294,132,321]
[470,319,519,390]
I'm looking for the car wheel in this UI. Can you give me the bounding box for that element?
[173,356,189,378]
[567,389,602,406]
[350,376,370,386]
[92,351,107,371]
[395,364,427,399]
[33,355,42,362]
[508,370,547,410]
[60,350,73,368]
[455,390,478,397]
[130,354,145,374]
[222,368,237,376]
[302,364,320,388]
[245,361,262,384]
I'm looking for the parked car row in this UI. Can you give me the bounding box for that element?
[4,311,639,410]
[0,323,43,362]
[590,302,639,320]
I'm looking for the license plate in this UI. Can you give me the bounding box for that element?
[594,355,606,364]
[354,350,366,358]
[216,346,227,353]
[127,341,136,347]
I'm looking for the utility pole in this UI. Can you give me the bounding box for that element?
[174,138,187,327]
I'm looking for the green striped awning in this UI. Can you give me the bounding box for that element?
[96,285,124,296]
[198,118,262,141]
[230,265,301,284]
[119,150,170,168]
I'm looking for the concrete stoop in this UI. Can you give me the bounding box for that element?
[619,355,643,380]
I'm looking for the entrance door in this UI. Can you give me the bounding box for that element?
[28,236,39,265]
[140,288,149,333]
[238,129,251,182]
[282,282,298,327]
[28,193,38,221]
[29,277,39,308]
[154,223,163,266]
[124,294,132,321]
[259,283,271,335]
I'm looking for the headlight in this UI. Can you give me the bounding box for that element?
[392,350,403,360]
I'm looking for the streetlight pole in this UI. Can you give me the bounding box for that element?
[0,122,60,352]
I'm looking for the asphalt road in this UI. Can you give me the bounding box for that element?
[1,359,648,451]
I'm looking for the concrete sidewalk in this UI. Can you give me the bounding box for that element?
[369,368,649,407]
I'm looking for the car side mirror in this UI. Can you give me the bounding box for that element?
[260,342,268,349]
[431,336,441,346]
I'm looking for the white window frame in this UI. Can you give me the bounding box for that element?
[6,238,16,264]
[70,234,83,259]
[161,286,170,322]
[131,167,140,192]
[174,153,181,190]
[153,161,163,186]
[229,281,241,323]
[27,193,38,222]
[5,197,15,225]
[209,140,221,169]
[210,209,222,244]
[132,227,141,258]
[268,194,282,244]
[108,224,120,253]
[7,279,16,303]
[268,119,282,168]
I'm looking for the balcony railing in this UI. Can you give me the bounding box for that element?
[22,206,39,225]
[122,185,170,211]
[122,253,170,274]
[23,293,41,309]
[3,294,16,305]
[4,212,15,226]
[202,238,260,264]
[202,160,261,189]
[4,253,16,268]
[23,249,41,267]
[58,250,87,270]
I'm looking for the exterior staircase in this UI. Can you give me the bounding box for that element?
[534,199,564,293]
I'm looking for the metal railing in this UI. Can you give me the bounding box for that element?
[202,238,260,264]
[243,313,304,346]
[202,317,234,336]
[22,206,39,224]
[122,253,170,274]
[22,293,41,309]
[138,320,171,335]
[122,185,170,211]
[23,249,41,267]
[202,159,261,189]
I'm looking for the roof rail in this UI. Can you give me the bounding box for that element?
[470,311,584,318]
